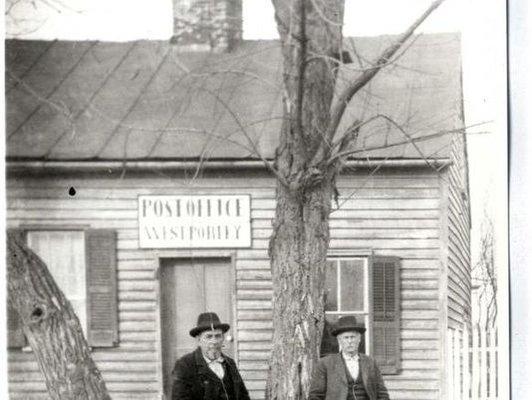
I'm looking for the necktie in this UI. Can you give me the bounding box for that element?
[207,357,225,379]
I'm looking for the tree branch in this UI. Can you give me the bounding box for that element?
[328,121,488,165]
[296,0,308,139]
[313,0,446,167]
[201,87,290,187]
[309,0,343,27]
[306,32,424,74]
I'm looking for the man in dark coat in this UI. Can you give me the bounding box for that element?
[170,312,250,400]
[309,316,390,400]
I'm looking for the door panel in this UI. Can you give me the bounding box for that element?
[160,258,233,397]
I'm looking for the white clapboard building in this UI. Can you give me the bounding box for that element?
[5,1,471,399]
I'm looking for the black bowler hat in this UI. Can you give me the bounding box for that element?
[189,312,230,337]
[331,315,366,336]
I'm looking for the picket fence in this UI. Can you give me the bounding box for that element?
[447,324,498,400]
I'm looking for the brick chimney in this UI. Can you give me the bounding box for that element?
[171,0,243,52]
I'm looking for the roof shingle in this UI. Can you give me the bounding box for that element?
[5,33,462,161]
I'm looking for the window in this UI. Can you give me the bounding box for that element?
[27,231,87,334]
[321,255,400,374]
[321,258,370,354]
[7,228,118,349]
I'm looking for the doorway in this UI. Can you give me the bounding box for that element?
[159,257,234,397]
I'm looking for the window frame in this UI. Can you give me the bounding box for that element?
[26,229,88,335]
[326,249,374,356]
[8,226,90,350]
[9,225,118,349]
[325,256,372,355]
[324,251,401,374]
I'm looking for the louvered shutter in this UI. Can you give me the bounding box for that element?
[372,256,400,374]
[86,229,118,347]
[7,305,26,348]
[7,228,26,348]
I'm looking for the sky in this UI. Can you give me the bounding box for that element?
[6,0,465,40]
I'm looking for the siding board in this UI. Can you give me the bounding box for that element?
[7,169,446,400]
[446,130,471,330]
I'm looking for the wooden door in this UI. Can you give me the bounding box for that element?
[159,258,233,397]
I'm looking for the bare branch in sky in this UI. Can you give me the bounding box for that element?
[312,0,446,167]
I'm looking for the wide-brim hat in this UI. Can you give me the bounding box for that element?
[331,315,366,336]
[189,312,230,337]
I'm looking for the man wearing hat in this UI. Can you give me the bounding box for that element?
[170,312,250,400]
[309,316,390,400]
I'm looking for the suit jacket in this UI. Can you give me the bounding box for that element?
[309,353,390,400]
[171,347,251,400]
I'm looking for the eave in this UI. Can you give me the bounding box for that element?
[6,158,452,175]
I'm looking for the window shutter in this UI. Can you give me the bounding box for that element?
[320,318,338,356]
[372,256,400,374]
[7,228,26,348]
[7,305,26,348]
[85,229,118,347]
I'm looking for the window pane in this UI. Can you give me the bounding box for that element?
[27,231,86,334]
[320,313,366,356]
[340,259,365,311]
[324,260,338,311]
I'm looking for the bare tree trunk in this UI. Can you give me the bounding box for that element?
[267,1,344,399]
[268,181,335,399]
[267,1,445,399]
[6,232,111,400]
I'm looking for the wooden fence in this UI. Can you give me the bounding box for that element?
[447,324,498,400]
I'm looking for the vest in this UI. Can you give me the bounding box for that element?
[345,361,368,400]
[202,361,236,400]
[218,362,236,400]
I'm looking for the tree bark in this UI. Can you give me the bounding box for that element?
[267,1,344,399]
[6,232,111,400]
[268,181,335,400]
[267,1,445,399]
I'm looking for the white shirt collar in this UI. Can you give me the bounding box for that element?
[342,351,359,361]
[202,352,226,379]
[203,353,224,364]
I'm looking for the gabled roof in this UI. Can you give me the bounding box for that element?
[5,33,462,162]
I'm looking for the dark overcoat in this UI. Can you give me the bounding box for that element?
[309,353,390,400]
[170,347,251,400]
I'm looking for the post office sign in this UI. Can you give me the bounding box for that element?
[138,195,251,248]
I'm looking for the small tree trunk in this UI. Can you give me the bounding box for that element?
[6,232,111,400]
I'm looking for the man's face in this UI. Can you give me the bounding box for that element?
[197,328,225,360]
[337,331,362,355]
